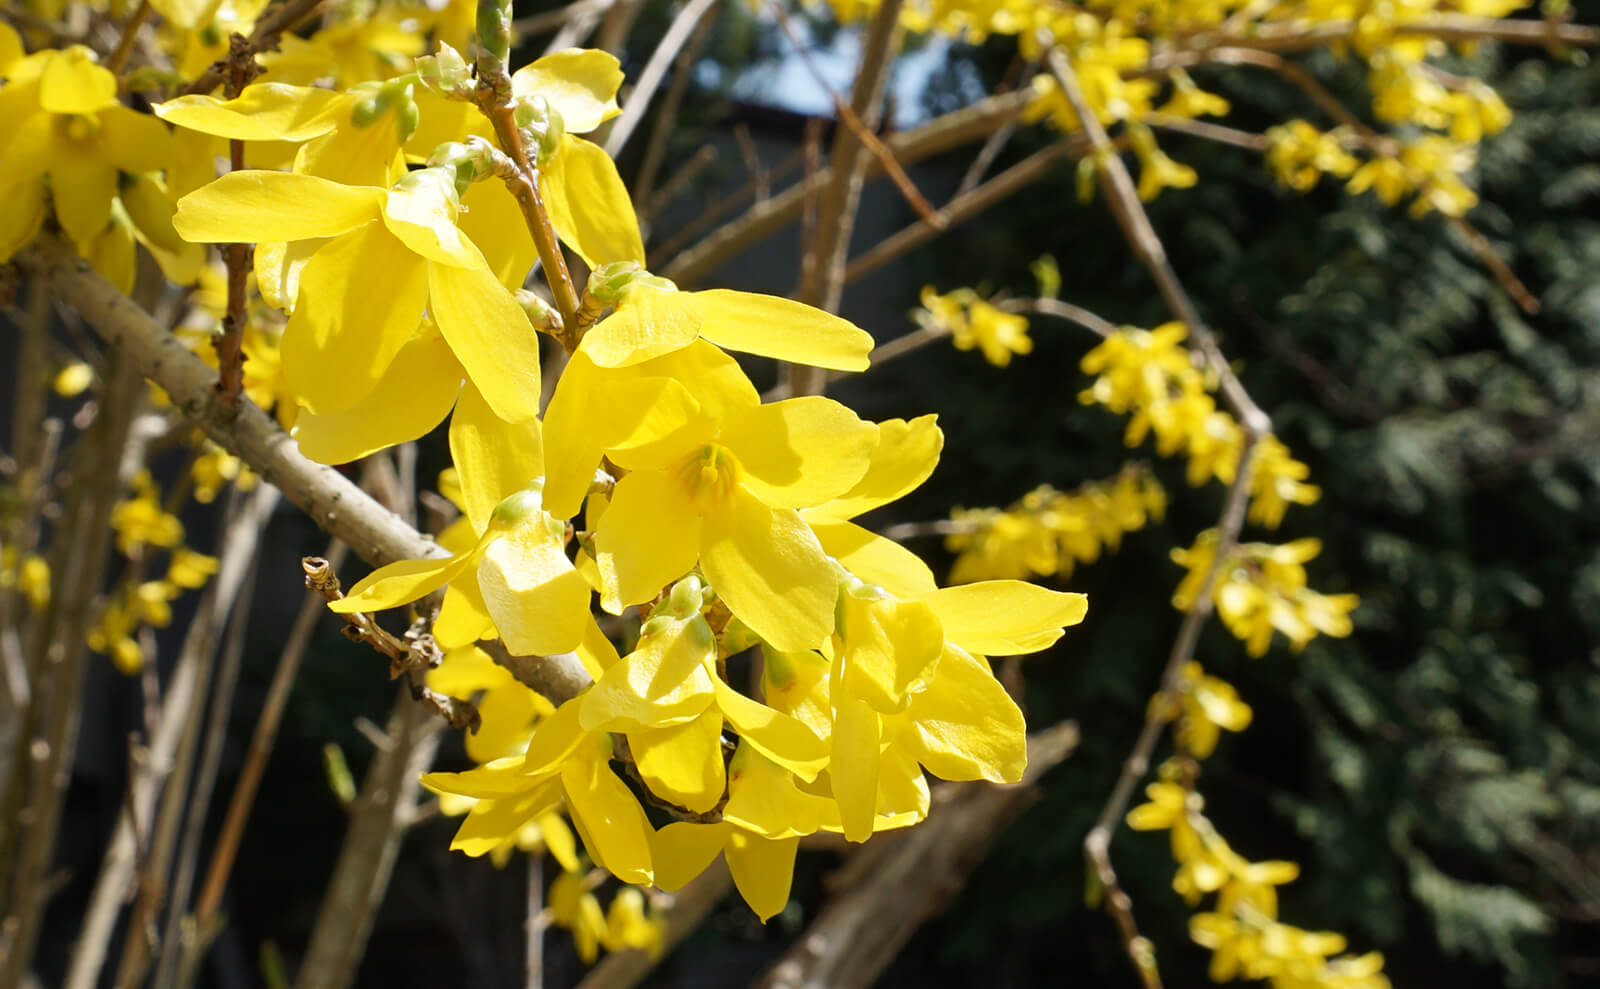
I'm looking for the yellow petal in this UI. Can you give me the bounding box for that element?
[595,469,703,613]
[712,678,827,781]
[920,581,1087,656]
[629,709,726,813]
[381,171,481,268]
[155,83,345,141]
[49,155,117,245]
[253,237,323,312]
[699,488,836,653]
[291,329,461,463]
[429,259,544,424]
[723,744,834,837]
[99,105,174,174]
[562,748,654,884]
[725,830,798,922]
[810,415,942,521]
[692,289,874,371]
[580,616,717,731]
[448,781,564,856]
[512,50,623,134]
[649,822,728,893]
[579,284,703,368]
[808,519,936,597]
[458,178,537,288]
[174,171,383,244]
[0,181,47,263]
[467,682,542,763]
[476,523,591,656]
[118,172,183,254]
[521,696,589,776]
[423,755,530,798]
[541,357,705,520]
[449,382,545,532]
[329,537,486,613]
[40,47,116,114]
[0,23,23,73]
[434,581,496,650]
[838,593,943,713]
[719,397,876,509]
[82,205,136,294]
[872,745,930,830]
[899,645,1026,783]
[282,226,428,414]
[829,695,881,842]
[635,340,760,421]
[541,135,644,267]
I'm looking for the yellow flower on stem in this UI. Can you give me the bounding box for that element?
[650,820,800,923]
[174,160,543,431]
[543,346,878,651]
[0,44,172,273]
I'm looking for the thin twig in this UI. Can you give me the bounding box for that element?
[525,853,544,989]
[1170,13,1598,57]
[1046,41,1271,989]
[106,0,152,75]
[789,0,907,397]
[14,235,597,702]
[62,486,278,989]
[215,35,262,421]
[843,141,1077,285]
[176,0,326,96]
[661,89,1031,286]
[633,6,719,213]
[187,540,348,934]
[604,0,721,157]
[512,0,617,37]
[1000,297,1118,338]
[1,355,143,988]
[954,56,1036,196]
[642,145,719,224]
[475,70,584,345]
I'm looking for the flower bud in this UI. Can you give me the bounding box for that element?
[416,43,472,97]
[476,0,511,66]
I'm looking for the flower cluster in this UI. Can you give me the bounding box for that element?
[1128,778,1391,989]
[85,469,222,674]
[1079,323,1320,529]
[97,12,1093,926]
[944,464,1166,584]
[1171,532,1359,658]
[809,0,1527,218]
[912,285,1034,367]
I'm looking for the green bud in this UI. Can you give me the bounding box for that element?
[514,288,563,334]
[489,480,546,529]
[513,96,567,166]
[427,138,497,196]
[659,574,706,620]
[350,90,386,128]
[394,85,420,143]
[416,42,472,96]
[476,0,511,66]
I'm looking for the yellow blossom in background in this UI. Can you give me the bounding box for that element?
[914,286,1033,366]
[1172,532,1359,657]
[111,471,184,555]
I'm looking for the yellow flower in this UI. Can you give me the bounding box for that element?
[0,44,172,272]
[111,470,184,554]
[543,346,877,651]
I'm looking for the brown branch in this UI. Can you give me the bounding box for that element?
[62,486,278,989]
[787,0,907,397]
[633,7,719,212]
[647,147,804,263]
[757,723,1079,989]
[603,0,721,158]
[1172,13,1599,57]
[214,35,263,421]
[176,0,326,96]
[0,355,143,988]
[1045,43,1270,989]
[106,0,152,75]
[661,89,1031,286]
[511,0,617,37]
[843,141,1077,285]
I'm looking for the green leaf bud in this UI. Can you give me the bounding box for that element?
[476,0,511,66]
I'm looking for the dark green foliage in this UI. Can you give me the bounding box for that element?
[876,35,1600,989]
